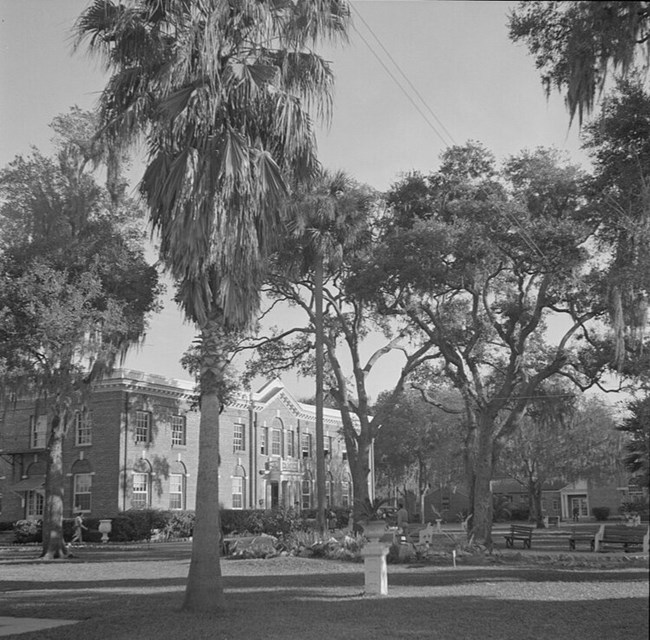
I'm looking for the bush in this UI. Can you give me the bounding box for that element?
[163,510,195,539]
[509,505,530,521]
[0,521,14,532]
[592,506,610,521]
[109,509,169,542]
[221,509,257,535]
[13,519,42,544]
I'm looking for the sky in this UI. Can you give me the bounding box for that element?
[0,1,590,400]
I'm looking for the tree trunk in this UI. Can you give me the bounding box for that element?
[41,413,69,559]
[349,434,372,523]
[528,478,545,528]
[183,316,225,612]
[314,255,326,535]
[468,425,495,548]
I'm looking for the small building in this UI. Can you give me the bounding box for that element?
[491,475,641,522]
[0,370,363,522]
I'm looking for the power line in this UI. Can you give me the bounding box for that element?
[351,23,452,150]
[351,4,456,148]
[350,2,550,265]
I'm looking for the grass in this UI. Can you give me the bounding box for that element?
[0,542,647,640]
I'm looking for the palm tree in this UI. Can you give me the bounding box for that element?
[283,169,373,532]
[76,0,350,612]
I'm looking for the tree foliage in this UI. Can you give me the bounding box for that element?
[76,0,351,612]
[358,142,610,545]
[509,1,650,125]
[244,172,436,519]
[0,108,160,559]
[617,394,650,487]
[500,385,622,525]
[373,387,464,508]
[582,80,650,366]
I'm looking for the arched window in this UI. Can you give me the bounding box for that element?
[271,417,283,456]
[301,472,312,510]
[341,473,353,508]
[169,461,187,510]
[71,459,93,513]
[326,472,334,507]
[132,459,152,509]
[232,465,246,509]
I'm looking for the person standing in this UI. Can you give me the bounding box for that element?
[396,503,409,532]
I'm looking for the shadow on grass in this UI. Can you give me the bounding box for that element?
[1,546,648,639]
[0,586,647,640]
[2,564,648,595]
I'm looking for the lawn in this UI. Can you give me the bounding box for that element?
[0,543,647,640]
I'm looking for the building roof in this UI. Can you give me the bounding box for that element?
[99,370,354,428]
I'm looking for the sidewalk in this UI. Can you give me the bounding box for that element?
[0,617,78,637]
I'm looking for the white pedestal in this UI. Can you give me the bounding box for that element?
[362,541,389,595]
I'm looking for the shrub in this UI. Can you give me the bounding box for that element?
[109,509,169,542]
[0,521,14,532]
[592,506,610,521]
[163,510,195,539]
[221,509,257,535]
[509,505,530,521]
[13,519,42,544]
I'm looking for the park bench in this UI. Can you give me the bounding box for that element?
[568,525,601,551]
[593,524,649,553]
[503,524,533,549]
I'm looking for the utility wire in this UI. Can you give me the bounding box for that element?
[351,4,456,148]
[350,2,550,264]
[351,23,452,150]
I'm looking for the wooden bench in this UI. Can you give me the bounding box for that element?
[593,524,650,553]
[568,525,601,551]
[503,524,533,549]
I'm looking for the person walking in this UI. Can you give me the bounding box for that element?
[72,511,87,544]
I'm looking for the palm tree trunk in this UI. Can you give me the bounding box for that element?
[315,255,326,535]
[41,413,69,559]
[183,314,225,612]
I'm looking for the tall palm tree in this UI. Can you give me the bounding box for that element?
[284,169,373,532]
[76,0,350,612]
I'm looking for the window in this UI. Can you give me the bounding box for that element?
[132,472,150,508]
[232,476,244,509]
[341,446,348,462]
[301,478,311,509]
[301,433,311,458]
[341,478,351,508]
[73,473,92,512]
[260,427,268,455]
[271,429,282,456]
[323,436,331,457]
[30,415,47,449]
[287,430,295,457]
[233,423,245,452]
[26,490,44,518]
[74,411,92,446]
[552,499,560,512]
[171,415,186,446]
[325,474,333,507]
[169,474,184,510]
[135,411,151,444]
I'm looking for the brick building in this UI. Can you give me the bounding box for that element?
[0,370,361,522]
